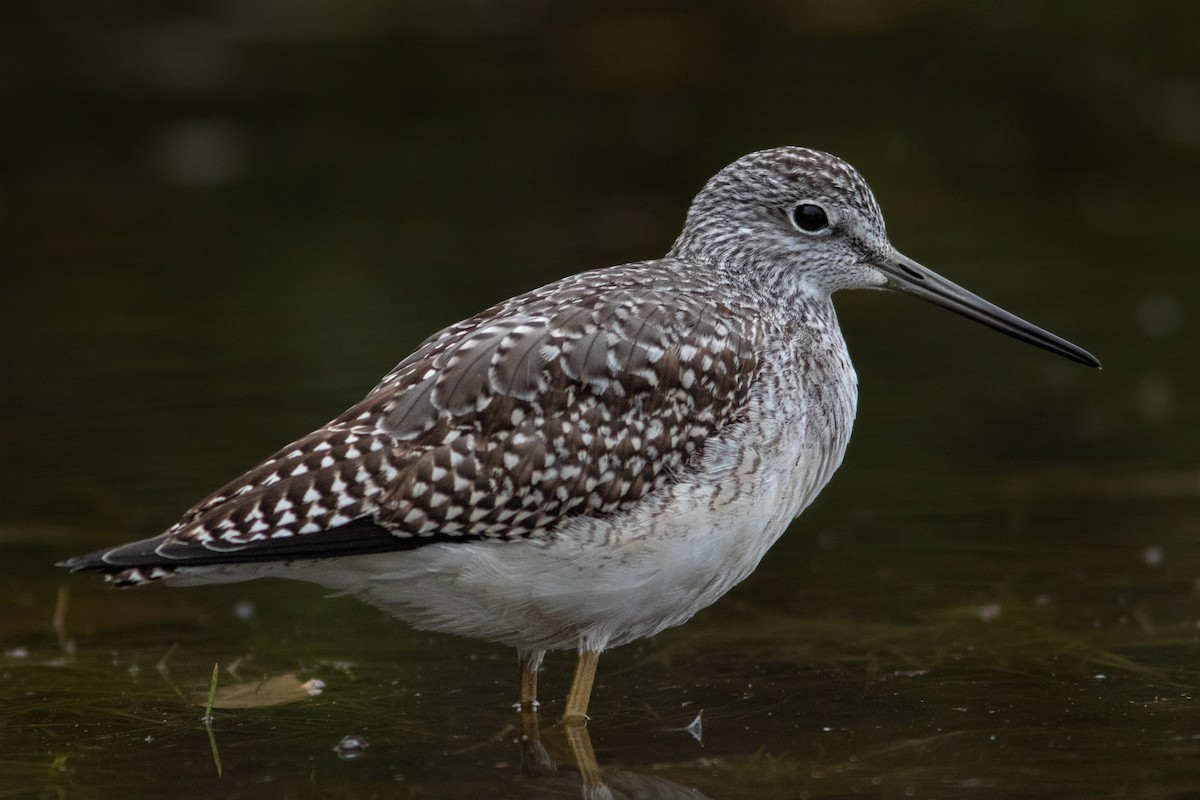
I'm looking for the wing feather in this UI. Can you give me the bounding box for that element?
[69,262,762,574]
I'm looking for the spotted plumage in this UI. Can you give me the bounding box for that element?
[62,146,1097,721]
[83,265,762,587]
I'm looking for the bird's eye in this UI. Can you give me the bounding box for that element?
[790,203,829,233]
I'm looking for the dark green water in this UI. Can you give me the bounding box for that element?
[3,3,1199,798]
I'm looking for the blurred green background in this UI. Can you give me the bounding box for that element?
[2,2,1198,798]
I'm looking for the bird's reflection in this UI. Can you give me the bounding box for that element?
[516,709,714,800]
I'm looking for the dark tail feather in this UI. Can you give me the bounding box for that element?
[58,516,481,584]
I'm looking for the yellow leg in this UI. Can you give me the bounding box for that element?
[517,649,544,709]
[563,650,600,723]
[517,703,556,776]
[564,717,604,789]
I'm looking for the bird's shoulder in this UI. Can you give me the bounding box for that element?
[360,260,763,438]
[347,260,765,532]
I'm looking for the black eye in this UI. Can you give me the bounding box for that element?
[791,203,829,233]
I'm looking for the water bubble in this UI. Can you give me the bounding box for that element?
[333,734,369,760]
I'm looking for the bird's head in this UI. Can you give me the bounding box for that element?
[670,146,1100,368]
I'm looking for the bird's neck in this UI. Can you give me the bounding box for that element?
[709,259,837,327]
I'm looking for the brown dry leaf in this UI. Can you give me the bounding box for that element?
[193,673,325,709]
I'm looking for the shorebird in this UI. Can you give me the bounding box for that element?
[62,147,1099,723]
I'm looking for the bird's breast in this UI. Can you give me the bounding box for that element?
[726,307,859,526]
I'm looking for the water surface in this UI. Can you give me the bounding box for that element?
[3,3,1198,798]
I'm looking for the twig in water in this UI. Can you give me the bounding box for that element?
[52,585,74,658]
[203,663,223,777]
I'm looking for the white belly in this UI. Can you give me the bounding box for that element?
[188,378,852,655]
[174,316,859,655]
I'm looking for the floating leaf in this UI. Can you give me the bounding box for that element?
[193,673,325,709]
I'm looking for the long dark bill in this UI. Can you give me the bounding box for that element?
[881,253,1101,368]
